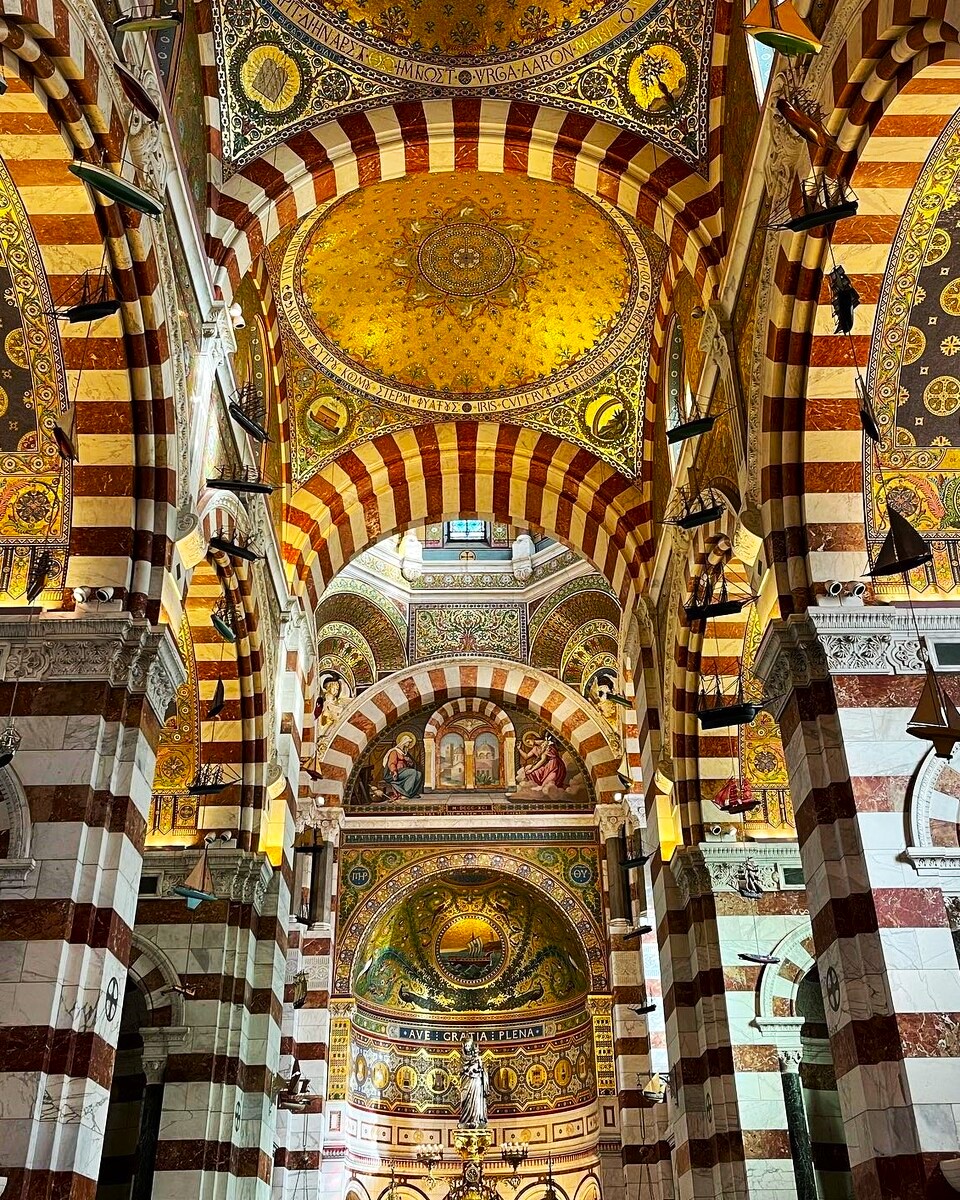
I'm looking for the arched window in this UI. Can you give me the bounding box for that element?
[746,36,774,102]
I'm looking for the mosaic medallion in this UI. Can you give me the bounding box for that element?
[435,914,507,987]
[417,222,518,299]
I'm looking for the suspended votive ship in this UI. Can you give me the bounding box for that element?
[663,480,725,532]
[686,565,757,624]
[205,462,275,495]
[228,383,270,443]
[906,638,960,760]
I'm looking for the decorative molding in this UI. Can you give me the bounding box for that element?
[0,616,185,721]
[0,857,35,891]
[143,847,274,912]
[752,1016,805,1048]
[903,846,960,890]
[757,610,960,718]
[670,841,803,905]
[297,801,346,842]
[777,1047,803,1073]
[140,1026,188,1083]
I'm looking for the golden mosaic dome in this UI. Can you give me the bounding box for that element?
[279,172,651,416]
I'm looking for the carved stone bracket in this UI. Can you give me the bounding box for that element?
[0,615,185,722]
[144,847,274,912]
[670,841,803,906]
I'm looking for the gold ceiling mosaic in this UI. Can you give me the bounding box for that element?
[212,0,714,168]
[269,172,659,479]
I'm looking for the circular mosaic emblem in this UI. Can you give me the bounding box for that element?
[901,325,925,366]
[418,224,517,298]
[239,45,302,113]
[941,277,960,317]
[924,375,960,417]
[372,1061,390,1090]
[567,862,594,887]
[554,1057,573,1087]
[492,1065,518,1092]
[526,1062,548,1089]
[624,43,689,115]
[435,913,507,987]
[348,864,372,888]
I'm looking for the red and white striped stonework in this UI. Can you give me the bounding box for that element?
[758,3,960,609]
[0,616,183,1200]
[799,63,960,589]
[284,424,652,615]
[313,658,624,807]
[202,97,725,302]
[0,10,185,617]
[756,610,960,1200]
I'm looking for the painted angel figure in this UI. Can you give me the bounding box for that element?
[458,1035,489,1129]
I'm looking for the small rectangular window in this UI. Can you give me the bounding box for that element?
[446,520,487,543]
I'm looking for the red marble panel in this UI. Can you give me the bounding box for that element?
[742,1130,791,1159]
[874,886,948,928]
[733,1043,779,1071]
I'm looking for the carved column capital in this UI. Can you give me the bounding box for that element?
[595,804,623,843]
[754,614,831,720]
[778,1048,803,1074]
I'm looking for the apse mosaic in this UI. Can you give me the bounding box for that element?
[270,171,658,480]
[337,833,603,940]
[867,107,960,592]
[350,870,590,1015]
[212,0,714,168]
[346,703,592,807]
[0,157,70,602]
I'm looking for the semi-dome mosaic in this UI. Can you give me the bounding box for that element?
[351,869,590,1016]
[278,172,652,415]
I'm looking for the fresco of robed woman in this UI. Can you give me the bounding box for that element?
[382,731,424,800]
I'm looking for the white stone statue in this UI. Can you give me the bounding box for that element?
[459,1036,488,1129]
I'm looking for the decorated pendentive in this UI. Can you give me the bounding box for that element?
[212,0,714,170]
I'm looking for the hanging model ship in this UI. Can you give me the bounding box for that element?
[906,638,960,760]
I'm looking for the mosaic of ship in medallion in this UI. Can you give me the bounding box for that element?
[270,172,658,479]
[212,0,714,168]
[0,158,71,602]
[336,833,604,980]
[867,108,960,592]
[346,703,591,806]
[351,869,589,1016]
[346,1017,596,1116]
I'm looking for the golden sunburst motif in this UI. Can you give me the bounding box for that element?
[390,202,542,322]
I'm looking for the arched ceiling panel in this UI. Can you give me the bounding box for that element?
[315,589,408,672]
[207,0,717,171]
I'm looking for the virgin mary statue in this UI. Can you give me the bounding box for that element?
[459,1036,488,1129]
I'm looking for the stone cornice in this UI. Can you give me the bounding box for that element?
[143,847,274,912]
[670,841,803,906]
[754,608,960,719]
[0,614,186,721]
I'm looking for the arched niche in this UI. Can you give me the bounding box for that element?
[0,764,34,891]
